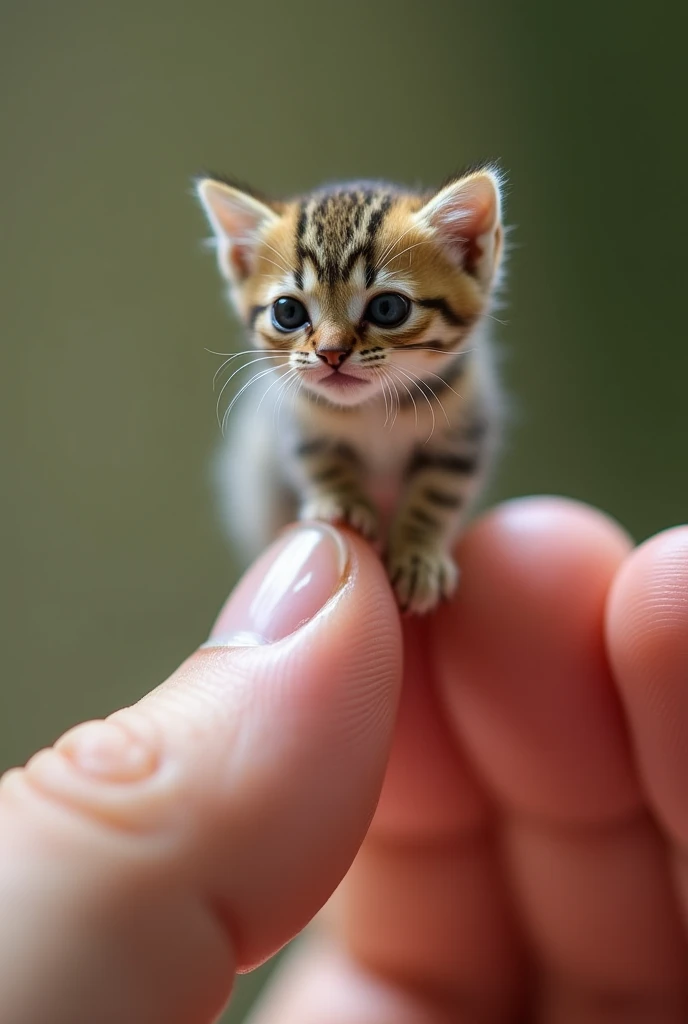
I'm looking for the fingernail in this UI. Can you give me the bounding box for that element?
[203,523,350,647]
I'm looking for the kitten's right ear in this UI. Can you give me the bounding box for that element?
[195,177,278,282]
[416,168,504,290]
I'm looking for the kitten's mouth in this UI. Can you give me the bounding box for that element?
[300,365,375,405]
[318,370,370,392]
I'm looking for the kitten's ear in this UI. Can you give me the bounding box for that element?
[417,169,504,288]
[195,177,278,282]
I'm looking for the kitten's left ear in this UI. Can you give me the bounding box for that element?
[195,177,279,282]
[417,169,504,288]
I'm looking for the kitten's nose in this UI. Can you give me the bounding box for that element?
[316,346,351,368]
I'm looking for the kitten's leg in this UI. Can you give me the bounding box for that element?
[387,420,488,614]
[294,439,378,540]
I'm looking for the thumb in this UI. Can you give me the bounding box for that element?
[0,524,402,1024]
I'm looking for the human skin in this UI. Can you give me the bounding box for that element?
[1,497,687,1024]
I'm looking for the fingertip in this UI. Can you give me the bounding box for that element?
[605,525,688,844]
[431,496,637,824]
[459,495,632,575]
[438,495,633,678]
[606,525,688,680]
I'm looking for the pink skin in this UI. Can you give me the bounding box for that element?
[316,372,371,395]
[2,503,688,1023]
[298,361,375,404]
[305,365,372,394]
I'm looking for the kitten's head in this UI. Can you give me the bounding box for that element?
[196,168,505,408]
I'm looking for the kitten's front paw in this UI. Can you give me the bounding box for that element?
[300,496,378,541]
[386,545,458,615]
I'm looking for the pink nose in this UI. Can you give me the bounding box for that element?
[316,347,351,368]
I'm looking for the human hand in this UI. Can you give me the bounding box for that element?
[1,499,687,1023]
[255,499,688,1024]
[0,523,401,1024]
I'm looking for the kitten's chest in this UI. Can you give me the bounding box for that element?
[325,403,418,516]
[338,404,414,468]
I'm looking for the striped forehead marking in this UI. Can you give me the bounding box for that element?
[294,189,394,291]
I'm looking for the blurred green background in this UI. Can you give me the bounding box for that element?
[2,1,686,1018]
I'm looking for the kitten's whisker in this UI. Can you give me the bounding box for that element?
[388,372,401,430]
[386,367,419,430]
[231,235,293,277]
[395,346,474,356]
[392,365,439,443]
[212,352,282,389]
[256,255,293,277]
[398,364,463,402]
[273,370,296,420]
[382,372,394,428]
[385,370,400,430]
[213,234,291,279]
[371,368,385,422]
[289,374,305,418]
[273,368,300,425]
[430,373,462,402]
[222,364,282,436]
[259,240,295,276]
[207,347,290,390]
[215,354,281,424]
[377,239,428,276]
[212,356,237,389]
[377,367,399,430]
[256,362,295,416]
[206,347,289,358]
[276,379,295,427]
[375,221,422,270]
[376,370,390,426]
[222,364,287,436]
[277,369,303,425]
[373,368,392,427]
[206,347,260,357]
[402,364,454,425]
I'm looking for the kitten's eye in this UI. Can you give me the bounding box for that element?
[365,292,411,328]
[272,297,310,332]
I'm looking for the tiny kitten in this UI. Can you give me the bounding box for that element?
[196,167,506,613]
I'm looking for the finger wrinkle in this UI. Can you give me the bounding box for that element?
[1,743,183,840]
[539,971,688,1023]
[607,528,688,676]
[613,580,688,686]
[364,818,494,856]
[504,803,650,841]
[506,814,688,994]
[333,839,526,1017]
[55,718,158,782]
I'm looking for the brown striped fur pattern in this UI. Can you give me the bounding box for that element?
[197,168,506,613]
